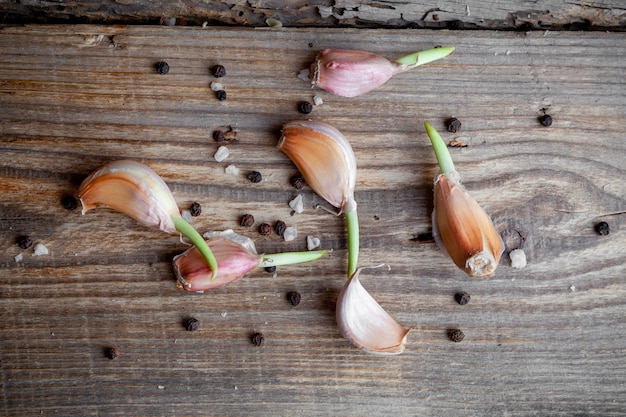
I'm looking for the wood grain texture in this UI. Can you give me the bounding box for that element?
[0,0,624,30]
[1,25,625,416]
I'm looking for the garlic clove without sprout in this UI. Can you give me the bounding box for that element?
[336,268,410,354]
[309,46,455,97]
[424,122,504,278]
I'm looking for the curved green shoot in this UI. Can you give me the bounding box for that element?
[259,250,326,268]
[394,46,455,67]
[172,215,218,280]
[424,122,456,175]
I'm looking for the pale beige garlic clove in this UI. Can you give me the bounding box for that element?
[78,160,180,233]
[278,120,360,277]
[336,268,410,354]
[78,159,219,278]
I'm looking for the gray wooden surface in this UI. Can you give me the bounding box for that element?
[0,0,624,30]
[1,25,625,416]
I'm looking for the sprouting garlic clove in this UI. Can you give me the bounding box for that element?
[278,120,357,214]
[432,173,504,278]
[174,236,327,292]
[424,122,503,278]
[309,47,455,97]
[336,268,410,354]
[78,160,180,234]
[174,238,261,292]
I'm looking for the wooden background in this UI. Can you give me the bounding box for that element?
[1,24,625,416]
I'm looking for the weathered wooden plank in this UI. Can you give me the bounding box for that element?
[0,25,625,416]
[0,0,624,30]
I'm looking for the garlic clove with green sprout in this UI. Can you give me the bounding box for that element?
[278,120,359,277]
[174,235,326,292]
[424,123,504,278]
[336,267,410,354]
[309,46,455,97]
[78,160,218,279]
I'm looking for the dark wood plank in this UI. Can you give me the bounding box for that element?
[0,0,624,30]
[0,25,625,416]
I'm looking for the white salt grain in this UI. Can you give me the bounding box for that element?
[33,243,48,256]
[298,69,310,82]
[289,194,304,213]
[509,249,527,268]
[181,209,192,222]
[313,95,323,106]
[220,312,228,318]
[225,164,239,175]
[14,253,23,262]
[283,226,297,242]
[214,145,230,162]
[307,236,321,250]
[210,82,224,91]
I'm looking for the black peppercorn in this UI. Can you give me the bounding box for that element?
[106,347,119,360]
[595,221,610,236]
[216,90,227,101]
[211,64,226,78]
[449,329,465,343]
[248,171,262,183]
[298,101,313,114]
[240,214,255,227]
[446,117,462,133]
[213,130,226,142]
[258,223,272,236]
[189,202,202,217]
[287,291,301,306]
[62,195,78,210]
[251,332,265,347]
[156,61,169,75]
[185,317,200,332]
[274,220,287,236]
[455,291,471,305]
[539,114,553,127]
[290,174,306,190]
[16,235,33,249]
[265,266,276,273]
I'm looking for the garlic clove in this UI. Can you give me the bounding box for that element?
[336,268,410,354]
[78,160,179,234]
[174,236,326,292]
[424,122,503,278]
[174,238,261,292]
[278,120,357,214]
[310,47,455,97]
[433,173,504,278]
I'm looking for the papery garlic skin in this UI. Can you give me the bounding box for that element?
[174,238,261,292]
[336,268,410,355]
[278,120,357,214]
[311,49,405,98]
[78,160,179,234]
[432,172,504,278]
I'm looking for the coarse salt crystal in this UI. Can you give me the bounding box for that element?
[509,249,527,268]
[214,145,229,162]
[181,209,192,222]
[298,69,310,82]
[220,312,227,318]
[313,95,323,106]
[283,226,297,242]
[225,164,239,175]
[14,253,23,262]
[307,236,321,250]
[289,194,304,213]
[210,82,223,91]
[33,243,48,256]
